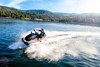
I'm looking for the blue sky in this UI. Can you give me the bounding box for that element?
[0,0,100,13]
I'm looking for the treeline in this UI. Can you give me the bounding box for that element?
[0,6,41,20]
[25,10,53,15]
[0,6,60,21]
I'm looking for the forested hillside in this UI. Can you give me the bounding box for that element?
[1,6,100,26]
[0,6,60,21]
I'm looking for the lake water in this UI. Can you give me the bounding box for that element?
[1,18,100,67]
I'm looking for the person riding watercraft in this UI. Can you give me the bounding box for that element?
[22,28,46,45]
[33,28,45,40]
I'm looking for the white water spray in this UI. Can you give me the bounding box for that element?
[24,30,100,61]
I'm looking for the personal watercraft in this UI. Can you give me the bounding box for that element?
[22,28,46,45]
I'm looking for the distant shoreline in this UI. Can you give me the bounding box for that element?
[1,6,100,28]
[1,17,100,28]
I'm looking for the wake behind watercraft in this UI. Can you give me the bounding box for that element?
[22,28,46,45]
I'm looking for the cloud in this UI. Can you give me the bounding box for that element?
[49,0,82,13]
[6,0,27,9]
[50,0,100,13]
[78,0,100,13]
[0,3,3,5]
[3,0,100,13]
[36,0,80,13]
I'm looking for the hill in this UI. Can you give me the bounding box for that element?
[55,13,78,16]
[24,10,60,21]
[0,6,32,20]
[0,6,59,21]
[1,6,100,27]
[24,10,53,15]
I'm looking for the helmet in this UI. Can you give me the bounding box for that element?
[34,28,44,34]
[34,28,43,31]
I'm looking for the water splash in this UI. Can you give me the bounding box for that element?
[8,41,26,49]
[24,30,100,61]
[8,31,27,50]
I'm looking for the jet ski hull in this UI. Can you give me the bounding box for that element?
[22,38,29,45]
[22,36,38,45]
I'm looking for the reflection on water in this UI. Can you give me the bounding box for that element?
[0,56,8,67]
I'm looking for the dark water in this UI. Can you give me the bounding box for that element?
[1,18,100,67]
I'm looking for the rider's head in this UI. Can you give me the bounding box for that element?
[35,28,43,31]
[34,28,44,33]
[34,28,45,36]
